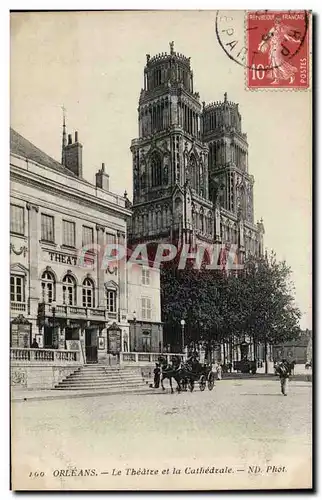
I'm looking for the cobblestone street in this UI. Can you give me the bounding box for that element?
[11,379,312,490]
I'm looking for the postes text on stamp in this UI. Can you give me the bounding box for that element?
[247,10,310,90]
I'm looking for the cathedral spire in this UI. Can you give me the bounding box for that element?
[61,105,67,165]
[169,41,174,54]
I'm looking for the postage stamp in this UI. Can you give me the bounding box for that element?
[246,11,310,89]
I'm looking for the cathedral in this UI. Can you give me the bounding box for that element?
[128,42,264,262]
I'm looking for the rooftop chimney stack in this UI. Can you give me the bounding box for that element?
[96,162,109,191]
[64,130,83,177]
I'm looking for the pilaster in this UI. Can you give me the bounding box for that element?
[26,203,39,318]
[96,224,106,308]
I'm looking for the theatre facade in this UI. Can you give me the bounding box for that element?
[10,128,132,364]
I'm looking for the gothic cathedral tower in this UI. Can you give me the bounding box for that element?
[129,42,214,249]
[202,94,264,258]
[128,43,264,259]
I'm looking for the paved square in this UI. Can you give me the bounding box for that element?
[11,379,312,490]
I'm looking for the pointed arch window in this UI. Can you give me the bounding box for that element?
[189,154,197,191]
[41,270,56,304]
[82,277,95,308]
[62,274,77,306]
[151,151,162,187]
[199,210,204,233]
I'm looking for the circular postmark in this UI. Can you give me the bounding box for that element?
[215,10,309,71]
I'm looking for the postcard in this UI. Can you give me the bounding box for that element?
[10,9,312,490]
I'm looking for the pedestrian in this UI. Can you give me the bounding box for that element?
[153,363,161,388]
[276,358,291,396]
[216,363,222,381]
[31,338,39,348]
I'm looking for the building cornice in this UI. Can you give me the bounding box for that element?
[10,187,127,233]
[10,157,132,219]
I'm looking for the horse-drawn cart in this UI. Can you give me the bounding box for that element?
[182,364,216,392]
[158,355,216,394]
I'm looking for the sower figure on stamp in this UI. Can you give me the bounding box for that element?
[276,359,291,396]
[258,16,301,85]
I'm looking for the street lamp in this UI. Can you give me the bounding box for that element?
[180,319,186,353]
[133,311,137,352]
[52,300,57,349]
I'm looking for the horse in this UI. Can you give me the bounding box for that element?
[158,355,182,394]
[179,357,203,391]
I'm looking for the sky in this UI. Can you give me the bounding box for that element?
[10,10,312,329]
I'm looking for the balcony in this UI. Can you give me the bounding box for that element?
[11,302,26,312]
[39,303,118,322]
[11,302,27,319]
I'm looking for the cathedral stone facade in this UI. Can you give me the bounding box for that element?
[128,42,264,261]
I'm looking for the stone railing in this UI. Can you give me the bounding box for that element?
[11,302,27,312]
[120,352,186,366]
[10,348,81,364]
[40,303,117,321]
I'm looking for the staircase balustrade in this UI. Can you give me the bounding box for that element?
[10,348,80,364]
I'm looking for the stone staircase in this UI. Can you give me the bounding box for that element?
[54,364,151,392]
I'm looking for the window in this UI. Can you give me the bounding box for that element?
[10,275,24,302]
[141,297,152,320]
[82,226,94,246]
[82,278,94,308]
[41,270,55,303]
[106,232,117,257]
[142,267,150,285]
[151,152,162,187]
[106,233,116,245]
[63,220,75,247]
[106,290,117,313]
[62,274,77,305]
[41,214,55,243]
[10,204,24,235]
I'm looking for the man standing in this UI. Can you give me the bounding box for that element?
[153,363,161,388]
[276,359,291,396]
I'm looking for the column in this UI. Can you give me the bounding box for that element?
[58,325,65,350]
[26,203,40,337]
[96,224,106,308]
[117,231,127,325]
[80,325,86,362]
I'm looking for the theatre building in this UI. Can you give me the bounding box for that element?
[10,127,132,364]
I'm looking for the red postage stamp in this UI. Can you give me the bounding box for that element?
[246,11,310,89]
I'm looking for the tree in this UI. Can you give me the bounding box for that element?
[239,252,302,371]
[160,251,302,366]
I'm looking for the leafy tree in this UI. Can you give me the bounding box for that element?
[161,251,302,366]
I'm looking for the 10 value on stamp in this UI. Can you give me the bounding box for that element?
[216,10,310,90]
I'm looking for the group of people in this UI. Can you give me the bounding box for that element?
[153,354,298,397]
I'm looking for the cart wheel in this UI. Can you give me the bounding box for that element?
[199,375,206,391]
[188,379,194,392]
[208,371,215,391]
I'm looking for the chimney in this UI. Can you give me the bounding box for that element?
[64,130,83,177]
[96,163,110,191]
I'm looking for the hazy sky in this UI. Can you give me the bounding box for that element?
[10,11,312,329]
